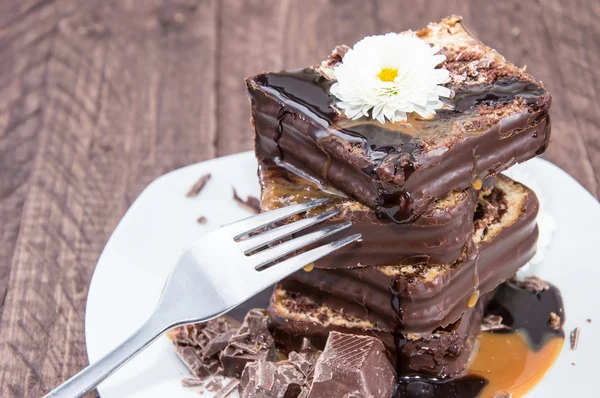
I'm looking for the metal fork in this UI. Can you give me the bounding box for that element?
[45,198,359,398]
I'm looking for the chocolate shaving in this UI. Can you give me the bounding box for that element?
[202,330,236,358]
[206,379,223,392]
[220,309,276,378]
[214,379,240,398]
[519,276,549,293]
[481,314,509,332]
[171,317,240,382]
[186,173,211,197]
[233,188,260,213]
[181,378,204,387]
[570,327,580,350]
[197,216,207,224]
[549,312,561,330]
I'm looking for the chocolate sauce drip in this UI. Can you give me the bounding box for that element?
[484,279,565,350]
[253,69,546,223]
[275,108,291,160]
[394,375,486,398]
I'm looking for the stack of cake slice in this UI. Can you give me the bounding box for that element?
[246,16,549,378]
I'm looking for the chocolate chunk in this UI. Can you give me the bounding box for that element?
[549,312,561,331]
[170,317,240,381]
[233,188,261,213]
[256,361,276,390]
[221,309,276,377]
[202,330,237,358]
[181,377,204,387]
[306,332,396,398]
[214,379,240,398]
[570,327,580,350]
[175,345,215,380]
[240,360,308,398]
[186,173,211,197]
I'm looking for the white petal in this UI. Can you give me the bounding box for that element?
[435,86,452,98]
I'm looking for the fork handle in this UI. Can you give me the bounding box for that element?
[44,313,169,398]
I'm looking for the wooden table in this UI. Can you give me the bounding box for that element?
[1,0,598,396]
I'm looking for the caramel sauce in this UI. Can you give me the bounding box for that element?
[469,332,564,398]
[467,290,480,309]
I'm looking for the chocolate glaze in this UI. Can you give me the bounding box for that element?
[248,68,551,223]
[485,278,565,350]
[394,375,486,398]
[281,176,539,334]
[259,160,479,268]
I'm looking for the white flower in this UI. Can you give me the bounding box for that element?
[330,33,452,124]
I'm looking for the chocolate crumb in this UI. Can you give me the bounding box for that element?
[186,173,211,197]
[205,379,222,392]
[549,312,561,330]
[181,378,204,387]
[233,188,260,213]
[572,362,576,366]
[214,379,240,398]
[481,314,509,332]
[570,327,580,350]
[587,318,592,323]
[519,276,549,293]
[197,216,207,224]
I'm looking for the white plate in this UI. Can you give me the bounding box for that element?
[85,151,600,397]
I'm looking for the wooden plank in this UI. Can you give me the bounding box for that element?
[538,0,600,197]
[0,0,79,312]
[215,0,290,156]
[0,0,218,395]
[215,0,379,156]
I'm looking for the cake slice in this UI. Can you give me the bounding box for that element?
[247,15,551,223]
[259,160,482,268]
[277,174,539,334]
[268,284,488,378]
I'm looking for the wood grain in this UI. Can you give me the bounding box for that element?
[0,1,598,396]
[0,0,218,395]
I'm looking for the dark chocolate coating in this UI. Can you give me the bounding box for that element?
[281,185,538,334]
[258,160,479,268]
[248,69,551,223]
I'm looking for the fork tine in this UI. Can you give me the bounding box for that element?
[250,221,352,269]
[259,233,362,282]
[241,209,341,253]
[228,198,331,239]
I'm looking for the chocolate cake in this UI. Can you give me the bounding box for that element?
[259,160,482,268]
[247,15,551,223]
[168,15,558,395]
[267,285,488,378]
[274,174,538,334]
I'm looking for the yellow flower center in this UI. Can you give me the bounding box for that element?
[377,67,399,82]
